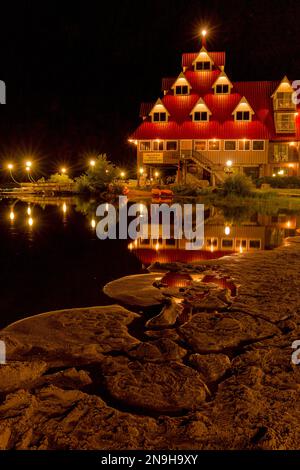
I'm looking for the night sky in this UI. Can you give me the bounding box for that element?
[0,0,300,176]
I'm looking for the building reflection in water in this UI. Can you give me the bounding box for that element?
[128,206,298,265]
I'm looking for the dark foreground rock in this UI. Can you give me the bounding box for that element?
[1,239,300,449]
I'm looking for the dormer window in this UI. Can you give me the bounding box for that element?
[149,98,170,123]
[236,111,250,121]
[232,97,254,122]
[212,71,233,95]
[194,111,208,122]
[153,112,167,122]
[195,61,211,71]
[172,73,191,95]
[272,77,296,111]
[175,85,189,95]
[192,47,213,72]
[216,84,229,94]
[190,97,211,123]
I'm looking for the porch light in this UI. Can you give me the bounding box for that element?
[224,225,231,235]
[226,160,233,167]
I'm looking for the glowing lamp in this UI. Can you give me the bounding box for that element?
[9,211,14,221]
[61,167,67,174]
[201,30,207,37]
[7,164,13,170]
[26,161,32,168]
[139,168,144,175]
[28,217,33,227]
[226,160,233,167]
[224,225,231,235]
[154,171,159,177]
[120,171,125,178]
[90,160,96,167]
[91,219,96,228]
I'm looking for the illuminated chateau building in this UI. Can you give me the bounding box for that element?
[129,32,300,184]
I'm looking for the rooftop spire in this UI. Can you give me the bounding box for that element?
[201,29,207,48]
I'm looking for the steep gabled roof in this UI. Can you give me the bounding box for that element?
[132,47,300,142]
[182,51,225,68]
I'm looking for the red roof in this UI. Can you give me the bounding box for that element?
[132,50,300,141]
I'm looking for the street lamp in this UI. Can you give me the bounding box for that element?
[61,167,67,174]
[89,159,96,168]
[120,171,125,178]
[6,163,20,185]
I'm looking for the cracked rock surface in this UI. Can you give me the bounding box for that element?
[1,239,300,449]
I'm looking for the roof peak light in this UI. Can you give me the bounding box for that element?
[201,29,207,48]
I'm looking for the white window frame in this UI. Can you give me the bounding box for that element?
[152,111,167,123]
[152,141,164,151]
[175,84,189,96]
[235,110,251,122]
[252,140,265,151]
[195,61,212,71]
[193,111,209,122]
[140,141,151,151]
[238,140,251,151]
[215,83,230,95]
[165,141,178,151]
[194,140,207,151]
[224,140,237,151]
[208,140,220,151]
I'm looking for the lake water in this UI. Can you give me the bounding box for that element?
[0,195,299,328]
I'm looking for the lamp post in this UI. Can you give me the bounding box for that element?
[25,161,36,183]
[6,163,20,185]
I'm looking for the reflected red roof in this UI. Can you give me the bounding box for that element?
[133,248,235,265]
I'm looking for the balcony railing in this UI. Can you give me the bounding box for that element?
[275,121,296,132]
[274,99,296,110]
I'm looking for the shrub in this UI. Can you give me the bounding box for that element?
[256,176,300,189]
[221,174,253,197]
[48,173,74,184]
[75,154,118,193]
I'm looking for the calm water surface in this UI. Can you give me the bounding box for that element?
[0,196,299,328]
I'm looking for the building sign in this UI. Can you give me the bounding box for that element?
[143,152,164,164]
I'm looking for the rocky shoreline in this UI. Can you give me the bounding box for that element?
[0,238,300,450]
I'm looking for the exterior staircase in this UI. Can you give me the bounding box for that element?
[180,150,226,184]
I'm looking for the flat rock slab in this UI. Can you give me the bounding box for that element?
[0,305,140,367]
[0,361,47,393]
[101,357,207,413]
[179,312,280,354]
[104,273,166,307]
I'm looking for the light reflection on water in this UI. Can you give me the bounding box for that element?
[0,195,299,327]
